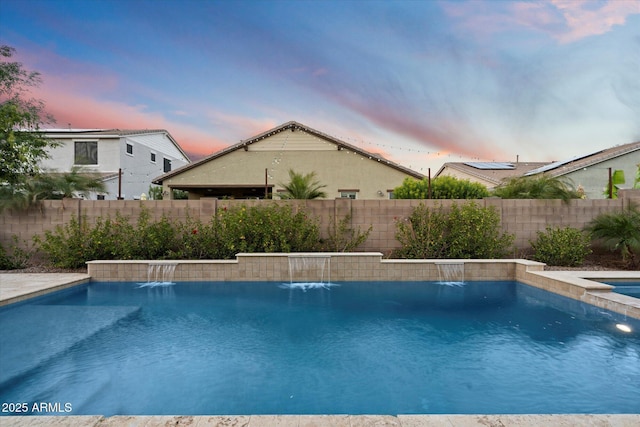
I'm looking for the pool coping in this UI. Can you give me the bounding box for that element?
[519,269,640,319]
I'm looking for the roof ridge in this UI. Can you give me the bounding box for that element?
[153,120,424,184]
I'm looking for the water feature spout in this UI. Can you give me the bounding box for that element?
[286,254,333,290]
[139,261,179,287]
[435,261,465,286]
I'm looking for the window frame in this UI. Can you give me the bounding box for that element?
[74,140,98,165]
[338,189,359,199]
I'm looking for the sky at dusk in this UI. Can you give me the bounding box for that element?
[1,0,639,174]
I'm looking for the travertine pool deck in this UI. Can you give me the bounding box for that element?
[0,273,91,306]
[3,414,640,426]
[1,272,638,426]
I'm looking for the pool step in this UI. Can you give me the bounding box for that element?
[0,305,141,385]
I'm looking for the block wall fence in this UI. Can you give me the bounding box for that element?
[1,190,639,257]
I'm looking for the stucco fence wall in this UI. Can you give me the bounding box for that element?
[1,190,639,258]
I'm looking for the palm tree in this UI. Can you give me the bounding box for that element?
[279,169,327,199]
[492,175,581,203]
[44,167,106,199]
[0,167,105,211]
[585,205,640,268]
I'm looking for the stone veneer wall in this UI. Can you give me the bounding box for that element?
[87,253,526,283]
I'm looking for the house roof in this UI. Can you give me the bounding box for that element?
[525,140,640,177]
[153,121,425,184]
[435,161,550,186]
[43,128,191,162]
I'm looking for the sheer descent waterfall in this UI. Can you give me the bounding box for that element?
[286,255,333,290]
[139,262,179,287]
[435,262,465,286]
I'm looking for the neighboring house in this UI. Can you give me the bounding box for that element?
[153,121,424,200]
[523,140,640,199]
[435,161,551,190]
[41,129,190,200]
[436,141,640,199]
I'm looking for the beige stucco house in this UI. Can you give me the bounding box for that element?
[435,161,550,190]
[436,141,639,199]
[523,140,639,199]
[152,121,424,199]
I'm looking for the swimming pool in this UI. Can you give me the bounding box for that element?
[1,280,639,416]
[607,282,640,298]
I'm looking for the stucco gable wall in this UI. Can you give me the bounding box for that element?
[247,130,337,151]
[560,151,639,199]
[163,148,415,199]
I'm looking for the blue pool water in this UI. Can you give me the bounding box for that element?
[608,282,640,298]
[1,280,639,416]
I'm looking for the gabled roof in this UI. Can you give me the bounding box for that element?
[43,128,191,161]
[153,121,424,184]
[525,141,640,177]
[435,162,550,186]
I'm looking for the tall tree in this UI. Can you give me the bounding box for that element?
[0,45,58,185]
[279,169,327,199]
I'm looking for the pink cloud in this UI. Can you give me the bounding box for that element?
[330,92,504,161]
[206,110,279,140]
[10,46,224,159]
[550,0,640,43]
[442,0,639,44]
[32,81,225,160]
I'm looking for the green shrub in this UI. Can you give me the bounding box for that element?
[36,216,92,268]
[86,212,137,260]
[395,204,449,258]
[393,176,489,199]
[131,210,180,259]
[431,176,490,199]
[394,202,514,259]
[34,203,372,266]
[0,236,30,270]
[169,215,224,259]
[34,204,316,265]
[530,226,592,267]
[322,213,372,252]
[446,202,515,258]
[216,204,320,257]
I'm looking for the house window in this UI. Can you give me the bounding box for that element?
[163,158,171,173]
[150,152,156,163]
[339,190,358,199]
[74,141,98,165]
[126,143,133,155]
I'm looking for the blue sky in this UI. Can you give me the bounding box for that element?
[1,0,639,173]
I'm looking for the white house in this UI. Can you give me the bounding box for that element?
[41,129,190,200]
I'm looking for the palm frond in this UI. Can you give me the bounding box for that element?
[279,169,327,199]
